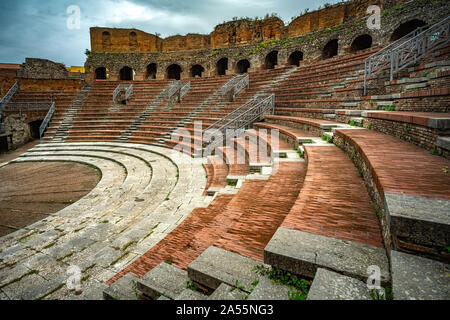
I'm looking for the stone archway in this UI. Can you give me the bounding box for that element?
[146,63,157,79]
[236,59,250,74]
[191,64,205,78]
[217,58,228,76]
[391,19,427,41]
[351,34,373,52]
[120,66,133,81]
[323,39,338,59]
[95,67,107,80]
[288,51,303,67]
[167,64,182,80]
[264,51,278,69]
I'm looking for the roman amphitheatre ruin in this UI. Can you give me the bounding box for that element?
[0,0,449,301]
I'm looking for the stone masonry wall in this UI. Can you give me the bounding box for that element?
[85,0,449,82]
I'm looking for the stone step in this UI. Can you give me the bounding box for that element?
[405,82,429,91]
[391,250,449,300]
[208,283,247,300]
[264,228,390,285]
[136,262,189,300]
[436,135,450,151]
[187,246,265,292]
[174,289,207,300]
[376,101,396,106]
[307,268,371,300]
[247,276,291,300]
[384,193,450,252]
[103,273,141,300]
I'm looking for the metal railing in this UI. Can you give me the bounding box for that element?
[167,80,181,100]
[39,102,55,140]
[180,81,191,100]
[125,84,134,101]
[113,84,121,103]
[221,75,249,100]
[364,16,450,95]
[232,74,249,99]
[0,81,18,115]
[221,75,241,95]
[113,84,134,102]
[167,81,191,102]
[203,94,275,152]
[4,102,53,116]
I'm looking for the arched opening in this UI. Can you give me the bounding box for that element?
[191,64,205,78]
[167,64,182,80]
[102,31,111,50]
[120,66,133,81]
[264,51,278,69]
[288,51,303,67]
[236,59,250,74]
[391,19,427,41]
[322,39,338,59]
[351,34,373,52]
[146,63,157,79]
[129,31,138,50]
[217,58,228,76]
[29,120,43,140]
[95,67,107,80]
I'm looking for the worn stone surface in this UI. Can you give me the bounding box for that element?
[103,273,140,300]
[137,263,188,299]
[307,268,371,300]
[385,192,450,248]
[208,283,246,300]
[264,228,390,285]
[247,276,291,300]
[391,250,450,300]
[174,289,207,301]
[188,246,265,291]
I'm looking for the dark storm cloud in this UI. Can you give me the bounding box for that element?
[0,0,342,66]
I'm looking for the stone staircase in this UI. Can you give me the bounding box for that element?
[46,83,93,142]
[117,83,173,143]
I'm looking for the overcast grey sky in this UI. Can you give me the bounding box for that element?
[0,0,342,67]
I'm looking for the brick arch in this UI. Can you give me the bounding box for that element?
[119,66,134,80]
[145,63,157,79]
[190,64,205,78]
[216,57,229,76]
[287,50,304,66]
[166,64,182,80]
[322,39,339,59]
[390,19,427,41]
[350,34,373,52]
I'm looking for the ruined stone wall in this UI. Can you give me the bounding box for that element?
[4,114,33,147]
[85,0,449,81]
[16,58,69,79]
[0,68,18,97]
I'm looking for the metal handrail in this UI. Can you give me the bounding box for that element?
[0,81,18,114]
[364,16,450,95]
[180,81,191,100]
[221,75,241,95]
[125,84,134,101]
[39,102,55,140]
[232,74,249,99]
[203,94,275,151]
[113,84,134,102]
[113,84,121,102]
[167,80,181,99]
